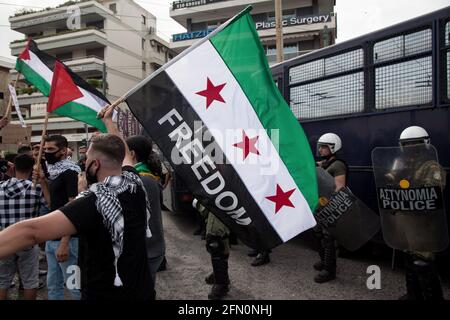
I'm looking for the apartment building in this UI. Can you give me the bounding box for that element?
[169,0,337,65]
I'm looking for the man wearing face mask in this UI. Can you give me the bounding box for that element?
[43,135,81,300]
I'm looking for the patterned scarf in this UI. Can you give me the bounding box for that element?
[134,162,161,181]
[47,159,81,180]
[77,170,152,287]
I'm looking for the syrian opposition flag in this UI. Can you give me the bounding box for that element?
[124,6,318,249]
[15,39,108,131]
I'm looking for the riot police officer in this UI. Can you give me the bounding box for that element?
[396,126,446,300]
[314,133,348,283]
[193,199,230,300]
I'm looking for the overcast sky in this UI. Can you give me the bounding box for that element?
[0,0,449,60]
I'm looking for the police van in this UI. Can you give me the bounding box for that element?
[271,6,450,258]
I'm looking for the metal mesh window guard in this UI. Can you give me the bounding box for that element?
[290,72,364,119]
[374,29,431,63]
[289,49,363,85]
[375,56,432,109]
[445,21,450,47]
[446,21,450,99]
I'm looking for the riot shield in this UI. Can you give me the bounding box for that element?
[371,144,448,252]
[316,168,381,251]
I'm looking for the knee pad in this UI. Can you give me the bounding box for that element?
[206,235,226,257]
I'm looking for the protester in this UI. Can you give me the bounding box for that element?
[43,135,81,300]
[0,118,8,131]
[78,145,87,158]
[0,108,155,300]
[0,154,50,300]
[66,148,73,160]
[125,135,166,291]
[17,146,32,157]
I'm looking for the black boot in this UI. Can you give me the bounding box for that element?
[229,233,238,246]
[415,259,444,301]
[314,244,325,271]
[205,273,215,285]
[247,249,258,257]
[251,251,270,267]
[157,256,167,272]
[208,256,230,300]
[313,261,324,271]
[399,255,423,300]
[314,235,336,284]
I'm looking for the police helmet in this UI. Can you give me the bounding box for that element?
[317,133,342,154]
[399,126,430,146]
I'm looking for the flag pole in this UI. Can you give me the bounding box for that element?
[33,112,49,187]
[97,96,124,119]
[1,73,21,121]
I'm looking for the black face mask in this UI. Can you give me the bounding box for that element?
[85,161,99,185]
[44,150,62,165]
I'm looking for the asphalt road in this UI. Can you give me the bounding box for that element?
[155,209,450,300]
[7,187,450,300]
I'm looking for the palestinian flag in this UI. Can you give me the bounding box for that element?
[15,39,108,131]
[125,6,318,249]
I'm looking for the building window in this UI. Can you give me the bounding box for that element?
[109,3,117,14]
[142,39,145,50]
[55,52,73,61]
[267,9,296,23]
[191,22,207,31]
[86,20,104,30]
[142,15,146,25]
[142,62,146,71]
[266,43,299,57]
[86,48,104,59]
[297,6,314,17]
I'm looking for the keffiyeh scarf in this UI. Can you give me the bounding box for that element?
[77,171,152,287]
[47,159,81,180]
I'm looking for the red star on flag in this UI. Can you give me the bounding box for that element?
[266,185,296,214]
[196,77,226,109]
[233,130,260,160]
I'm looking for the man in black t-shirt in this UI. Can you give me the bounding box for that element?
[43,135,81,300]
[0,133,154,300]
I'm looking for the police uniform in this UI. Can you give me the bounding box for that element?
[194,201,230,300]
[314,157,348,283]
[395,158,446,300]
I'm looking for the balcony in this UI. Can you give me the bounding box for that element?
[10,28,107,56]
[9,0,112,35]
[171,0,229,11]
[63,56,105,77]
[169,0,308,26]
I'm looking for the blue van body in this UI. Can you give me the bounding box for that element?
[271,7,450,251]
